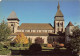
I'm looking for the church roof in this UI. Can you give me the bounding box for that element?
[7,11,19,21]
[67,21,74,27]
[55,9,64,17]
[18,23,54,30]
[55,2,64,17]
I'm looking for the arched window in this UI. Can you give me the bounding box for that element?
[61,28,63,31]
[11,24,13,26]
[60,22,63,27]
[62,22,63,27]
[57,28,59,32]
[57,23,59,27]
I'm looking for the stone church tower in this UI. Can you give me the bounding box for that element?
[7,11,19,33]
[54,2,65,34]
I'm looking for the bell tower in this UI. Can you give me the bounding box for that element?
[54,2,65,34]
[7,11,20,33]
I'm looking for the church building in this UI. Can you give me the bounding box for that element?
[7,2,74,44]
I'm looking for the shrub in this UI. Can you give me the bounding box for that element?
[52,41,59,47]
[59,43,64,47]
[41,44,47,47]
[47,44,52,48]
[10,42,15,47]
[0,43,4,49]
[29,43,42,51]
[35,37,44,44]
[14,32,28,44]
[23,44,29,47]
[14,44,21,47]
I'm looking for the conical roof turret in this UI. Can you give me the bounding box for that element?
[7,11,19,21]
[67,21,74,27]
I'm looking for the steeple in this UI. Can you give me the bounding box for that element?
[57,1,60,10]
[54,1,65,34]
[55,1,64,17]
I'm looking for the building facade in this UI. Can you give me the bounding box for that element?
[7,2,74,44]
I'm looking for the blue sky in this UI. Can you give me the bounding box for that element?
[0,0,80,27]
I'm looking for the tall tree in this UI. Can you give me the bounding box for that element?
[14,32,28,44]
[0,20,11,42]
[69,26,80,52]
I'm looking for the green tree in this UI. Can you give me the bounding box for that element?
[0,20,11,42]
[69,26,80,52]
[28,38,32,47]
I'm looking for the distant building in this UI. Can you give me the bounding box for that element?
[65,22,74,43]
[7,2,74,44]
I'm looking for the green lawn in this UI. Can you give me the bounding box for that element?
[0,47,66,55]
[42,47,54,49]
[0,49,11,55]
[8,47,29,50]
[8,47,66,50]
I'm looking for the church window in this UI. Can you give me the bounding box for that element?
[57,28,59,32]
[62,22,63,27]
[30,30,31,32]
[61,28,63,31]
[11,24,13,26]
[57,23,59,27]
[60,22,63,27]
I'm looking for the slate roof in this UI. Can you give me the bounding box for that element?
[67,21,74,27]
[7,11,19,21]
[18,23,54,30]
[55,9,64,17]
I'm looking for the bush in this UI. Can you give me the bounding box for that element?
[23,44,29,47]
[52,41,59,47]
[10,42,15,47]
[41,44,47,47]
[0,43,4,49]
[59,43,64,47]
[14,44,21,47]
[47,44,52,48]
[29,43,42,51]
[35,37,44,44]
[3,45,8,49]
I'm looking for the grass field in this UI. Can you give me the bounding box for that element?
[0,47,66,55]
[0,49,11,55]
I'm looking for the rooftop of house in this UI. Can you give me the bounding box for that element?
[7,11,19,21]
[67,21,74,27]
[18,23,54,30]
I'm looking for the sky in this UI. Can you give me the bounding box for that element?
[0,0,80,27]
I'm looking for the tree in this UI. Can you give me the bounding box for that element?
[0,20,11,42]
[29,43,42,51]
[28,38,32,47]
[35,37,44,44]
[69,26,80,52]
[14,32,28,44]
